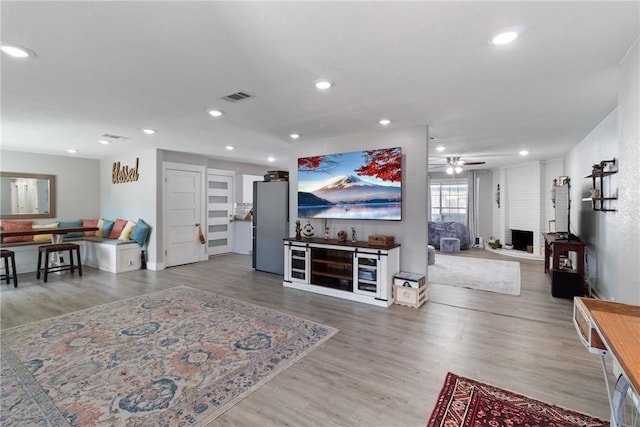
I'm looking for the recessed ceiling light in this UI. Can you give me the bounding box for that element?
[99,140,110,145]
[379,119,391,126]
[314,80,332,90]
[491,31,518,45]
[289,133,301,139]
[436,146,446,152]
[208,110,223,117]
[225,145,234,151]
[143,129,156,135]
[1,44,35,58]
[519,150,529,156]
[267,156,275,162]
[67,149,78,154]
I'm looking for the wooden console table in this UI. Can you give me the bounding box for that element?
[542,233,587,297]
[574,297,640,426]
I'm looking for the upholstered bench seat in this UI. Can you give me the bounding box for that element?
[440,237,461,254]
[82,237,142,273]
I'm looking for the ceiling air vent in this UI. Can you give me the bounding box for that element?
[221,91,254,102]
[101,133,129,140]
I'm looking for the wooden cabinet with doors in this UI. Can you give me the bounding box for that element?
[283,238,400,307]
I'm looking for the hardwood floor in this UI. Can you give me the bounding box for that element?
[1,249,612,426]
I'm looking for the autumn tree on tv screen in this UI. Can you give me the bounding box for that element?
[297,147,402,220]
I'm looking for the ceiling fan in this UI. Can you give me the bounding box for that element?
[430,156,486,174]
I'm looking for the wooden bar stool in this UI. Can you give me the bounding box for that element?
[1,249,18,287]
[37,243,82,283]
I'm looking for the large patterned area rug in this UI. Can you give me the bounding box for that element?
[427,372,608,427]
[1,286,337,426]
[429,254,521,295]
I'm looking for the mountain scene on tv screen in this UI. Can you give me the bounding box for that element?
[297,148,402,220]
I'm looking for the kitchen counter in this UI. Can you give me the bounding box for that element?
[234,220,252,254]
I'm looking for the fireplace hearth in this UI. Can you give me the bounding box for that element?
[511,229,533,251]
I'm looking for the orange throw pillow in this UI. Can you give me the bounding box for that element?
[82,219,99,236]
[108,219,128,239]
[2,221,34,243]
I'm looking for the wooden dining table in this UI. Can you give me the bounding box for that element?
[1,226,99,275]
[0,226,99,244]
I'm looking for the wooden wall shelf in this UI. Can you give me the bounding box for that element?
[584,159,617,212]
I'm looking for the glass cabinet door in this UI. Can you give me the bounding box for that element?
[353,253,379,296]
[289,246,309,284]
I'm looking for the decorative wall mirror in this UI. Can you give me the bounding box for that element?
[0,172,57,219]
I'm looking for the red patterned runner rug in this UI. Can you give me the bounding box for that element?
[427,372,608,427]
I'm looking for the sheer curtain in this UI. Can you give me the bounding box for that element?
[467,171,479,247]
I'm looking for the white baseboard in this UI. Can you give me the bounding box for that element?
[147,262,164,271]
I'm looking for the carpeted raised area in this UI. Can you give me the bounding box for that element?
[428,254,521,295]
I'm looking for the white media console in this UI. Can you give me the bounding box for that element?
[283,238,400,307]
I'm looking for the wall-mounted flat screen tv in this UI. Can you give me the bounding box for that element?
[298,147,402,220]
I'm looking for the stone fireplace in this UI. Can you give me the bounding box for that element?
[511,229,533,252]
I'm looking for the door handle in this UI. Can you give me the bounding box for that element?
[195,223,200,227]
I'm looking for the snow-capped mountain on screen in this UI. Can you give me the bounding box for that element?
[312,175,400,203]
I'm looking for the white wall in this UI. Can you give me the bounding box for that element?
[477,171,493,240]
[565,112,618,298]
[288,126,428,277]
[507,162,542,245]
[492,162,547,255]
[616,39,640,304]
[565,39,639,304]
[100,149,158,267]
[0,150,101,221]
[543,158,564,233]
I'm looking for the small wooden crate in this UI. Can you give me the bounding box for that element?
[394,272,426,289]
[368,235,395,246]
[394,284,428,308]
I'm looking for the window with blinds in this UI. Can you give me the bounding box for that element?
[430,180,468,223]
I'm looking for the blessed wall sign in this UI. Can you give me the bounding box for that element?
[112,158,140,184]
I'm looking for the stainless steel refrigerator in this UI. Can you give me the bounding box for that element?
[252,181,288,274]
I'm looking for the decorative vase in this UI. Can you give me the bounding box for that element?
[140,250,147,270]
[295,220,302,240]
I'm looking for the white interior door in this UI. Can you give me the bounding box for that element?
[207,173,233,256]
[165,168,203,267]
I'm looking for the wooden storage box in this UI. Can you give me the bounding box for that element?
[394,284,428,308]
[393,272,426,289]
[368,235,395,246]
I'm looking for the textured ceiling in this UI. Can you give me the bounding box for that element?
[1,1,638,170]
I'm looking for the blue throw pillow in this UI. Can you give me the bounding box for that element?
[59,220,83,238]
[102,219,115,238]
[130,219,150,247]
